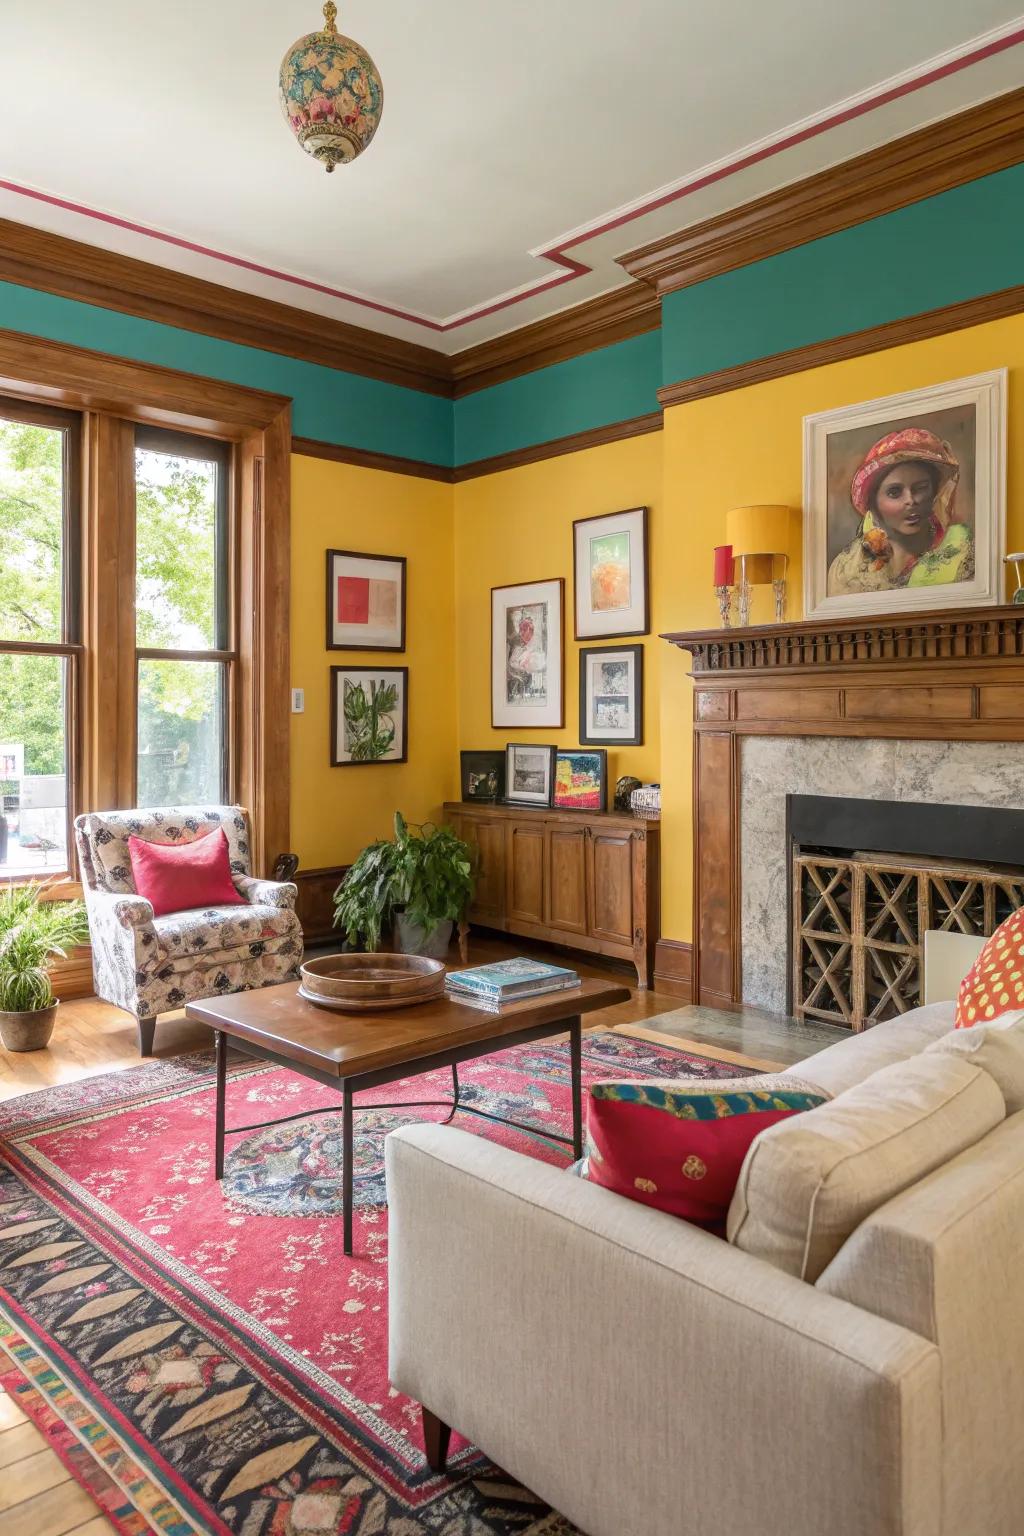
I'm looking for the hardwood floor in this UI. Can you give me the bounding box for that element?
[0,1389,117,1536]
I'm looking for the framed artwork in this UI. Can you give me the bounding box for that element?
[573,506,649,639]
[803,370,1006,619]
[553,749,607,812]
[579,644,643,746]
[330,667,408,765]
[326,549,406,651]
[491,578,564,728]
[460,749,505,802]
[504,743,556,806]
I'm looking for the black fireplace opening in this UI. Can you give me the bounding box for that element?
[786,794,1024,1029]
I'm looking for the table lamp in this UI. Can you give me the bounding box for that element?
[725,505,792,626]
[1005,553,1024,605]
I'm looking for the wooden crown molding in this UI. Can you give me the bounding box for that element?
[452,410,662,482]
[657,283,1024,407]
[449,284,660,397]
[620,86,1024,296]
[0,217,452,398]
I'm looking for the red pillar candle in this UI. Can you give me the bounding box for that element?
[713,544,733,586]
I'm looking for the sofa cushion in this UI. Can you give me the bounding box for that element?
[784,1001,955,1099]
[926,1011,1024,1113]
[582,1074,828,1232]
[150,902,298,968]
[727,1054,1004,1281]
[956,908,1024,1027]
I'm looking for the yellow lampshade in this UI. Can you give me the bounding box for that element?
[726,504,791,557]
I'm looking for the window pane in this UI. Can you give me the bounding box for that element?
[135,446,222,649]
[137,659,225,807]
[0,652,68,875]
[0,414,65,644]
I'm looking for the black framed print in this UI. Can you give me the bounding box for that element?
[460,749,505,802]
[573,507,649,639]
[330,667,408,765]
[579,644,643,746]
[326,548,407,651]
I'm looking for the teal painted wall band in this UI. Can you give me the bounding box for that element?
[453,329,662,464]
[661,164,1024,385]
[0,281,454,466]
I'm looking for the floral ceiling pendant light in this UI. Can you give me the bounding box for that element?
[279,2,383,173]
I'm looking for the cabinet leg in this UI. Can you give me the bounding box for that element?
[422,1406,452,1473]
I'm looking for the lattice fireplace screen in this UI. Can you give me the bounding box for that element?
[792,855,1024,1032]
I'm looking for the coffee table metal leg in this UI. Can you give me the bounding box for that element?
[569,1016,583,1161]
[214,1030,227,1180]
[441,1063,460,1124]
[343,1081,354,1257]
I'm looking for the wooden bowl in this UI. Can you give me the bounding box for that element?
[298,952,446,1012]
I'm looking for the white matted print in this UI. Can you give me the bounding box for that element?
[491,578,564,728]
[330,667,408,765]
[505,743,555,806]
[579,644,643,746]
[573,506,648,639]
[326,549,406,651]
[803,371,1006,619]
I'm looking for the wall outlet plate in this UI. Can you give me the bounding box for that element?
[291,688,304,713]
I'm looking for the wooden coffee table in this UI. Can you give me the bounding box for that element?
[187,976,630,1254]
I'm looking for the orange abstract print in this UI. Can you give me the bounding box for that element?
[955,908,1024,1027]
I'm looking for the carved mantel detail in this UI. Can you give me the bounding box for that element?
[660,605,1024,1013]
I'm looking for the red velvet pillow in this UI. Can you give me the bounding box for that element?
[128,827,244,918]
[581,1074,828,1233]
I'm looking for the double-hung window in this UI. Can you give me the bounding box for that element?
[0,398,81,876]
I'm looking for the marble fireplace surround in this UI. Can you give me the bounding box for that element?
[740,737,1024,1016]
[664,605,1024,1014]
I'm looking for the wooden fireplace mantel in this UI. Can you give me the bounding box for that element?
[661,605,1024,1011]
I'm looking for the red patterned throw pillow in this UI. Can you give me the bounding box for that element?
[128,826,245,918]
[956,909,1024,1028]
[581,1074,829,1232]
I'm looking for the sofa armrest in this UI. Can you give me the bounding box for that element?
[386,1124,941,1536]
[85,889,155,930]
[232,874,297,911]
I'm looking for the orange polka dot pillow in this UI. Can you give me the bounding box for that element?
[580,1074,829,1233]
[956,909,1024,1027]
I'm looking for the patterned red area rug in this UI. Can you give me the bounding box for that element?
[0,1030,745,1535]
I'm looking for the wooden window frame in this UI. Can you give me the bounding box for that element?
[0,328,291,892]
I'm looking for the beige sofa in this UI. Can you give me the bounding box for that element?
[387,986,1024,1536]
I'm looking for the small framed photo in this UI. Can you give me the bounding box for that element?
[579,644,643,746]
[803,370,1006,619]
[326,549,406,651]
[330,667,408,766]
[505,743,556,806]
[491,578,564,728]
[573,507,649,639]
[553,749,607,812]
[460,749,505,802]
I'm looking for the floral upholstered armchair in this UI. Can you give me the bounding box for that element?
[74,806,302,1056]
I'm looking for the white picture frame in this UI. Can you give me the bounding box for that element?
[803,370,1006,620]
[491,578,564,729]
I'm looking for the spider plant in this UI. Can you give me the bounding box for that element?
[0,882,89,1014]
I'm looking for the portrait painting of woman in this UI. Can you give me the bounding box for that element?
[804,372,1006,619]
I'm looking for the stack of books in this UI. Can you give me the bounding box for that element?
[445,957,581,1012]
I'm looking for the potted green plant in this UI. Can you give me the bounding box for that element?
[334,812,475,958]
[0,883,90,1052]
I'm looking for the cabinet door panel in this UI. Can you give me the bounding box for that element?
[461,818,506,922]
[546,826,588,935]
[587,830,633,945]
[506,823,545,925]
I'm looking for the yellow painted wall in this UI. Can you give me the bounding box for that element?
[289,454,458,868]
[452,432,664,789]
[658,312,1024,944]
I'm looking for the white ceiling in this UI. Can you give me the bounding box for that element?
[0,1,1022,355]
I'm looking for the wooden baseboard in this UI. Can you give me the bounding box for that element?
[653,939,693,1002]
[294,865,349,947]
[50,946,94,1002]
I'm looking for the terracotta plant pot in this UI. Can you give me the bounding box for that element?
[0,1002,59,1052]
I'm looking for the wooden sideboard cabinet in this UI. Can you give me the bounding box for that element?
[444,801,660,988]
